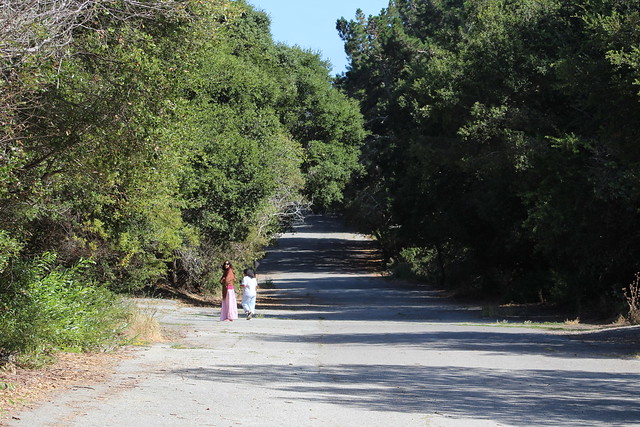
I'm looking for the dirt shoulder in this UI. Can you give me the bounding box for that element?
[0,287,211,424]
[1,351,130,424]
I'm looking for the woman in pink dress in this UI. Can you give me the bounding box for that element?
[219,260,238,321]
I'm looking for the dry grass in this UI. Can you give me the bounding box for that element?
[623,272,640,324]
[0,305,165,422]
[121,308,164,345]
[613,314,630,327]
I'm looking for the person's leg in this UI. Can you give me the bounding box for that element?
[227,291,238,320]
[245,295,256,319]
[220,297,228,321]
[242,294,250,314]
[249,295,256,314]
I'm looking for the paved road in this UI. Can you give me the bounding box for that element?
[9,215,640,426]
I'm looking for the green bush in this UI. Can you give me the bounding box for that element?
[0,253,129,366]
[397,247,440,280]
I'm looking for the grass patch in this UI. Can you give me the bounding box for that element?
[461,321,577,331]
[564,317,581,326]
[170,343,191,349]
[121,306,163,346]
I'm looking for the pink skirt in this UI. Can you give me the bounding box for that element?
[220,289,238,321]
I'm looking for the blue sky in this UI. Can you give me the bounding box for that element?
[246,1,389,75]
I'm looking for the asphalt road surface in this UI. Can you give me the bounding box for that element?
[8,215,640,426]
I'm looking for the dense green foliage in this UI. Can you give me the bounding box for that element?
[6,0,636,364]
[338,0,640,315]
[0,0,364,361]
[0,254,128,366]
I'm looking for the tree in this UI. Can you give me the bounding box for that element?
[272,46,366,210]
[339,0,640,313]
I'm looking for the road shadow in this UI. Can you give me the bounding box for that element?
[260,214,489,323]
[262,214,383,275]
[254,329,639,359]
[257,213,640,355]
[258,276,483,322]
[171,363,640,426]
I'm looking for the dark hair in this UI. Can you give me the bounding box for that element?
[222,260,232,269]
[243,268,255,278]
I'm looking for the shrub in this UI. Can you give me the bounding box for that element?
[623,273,640,324]
[0,253,128,366]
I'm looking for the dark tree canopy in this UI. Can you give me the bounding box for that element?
[338,0,640,314]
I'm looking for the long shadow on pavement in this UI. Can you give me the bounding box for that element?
[171,363,640,426]
[255,329,639,359]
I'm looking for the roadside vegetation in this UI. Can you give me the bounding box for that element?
[0,0,364,366]
[338,0,640,322]
[0,254,128,367]
[2,0,639,370]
